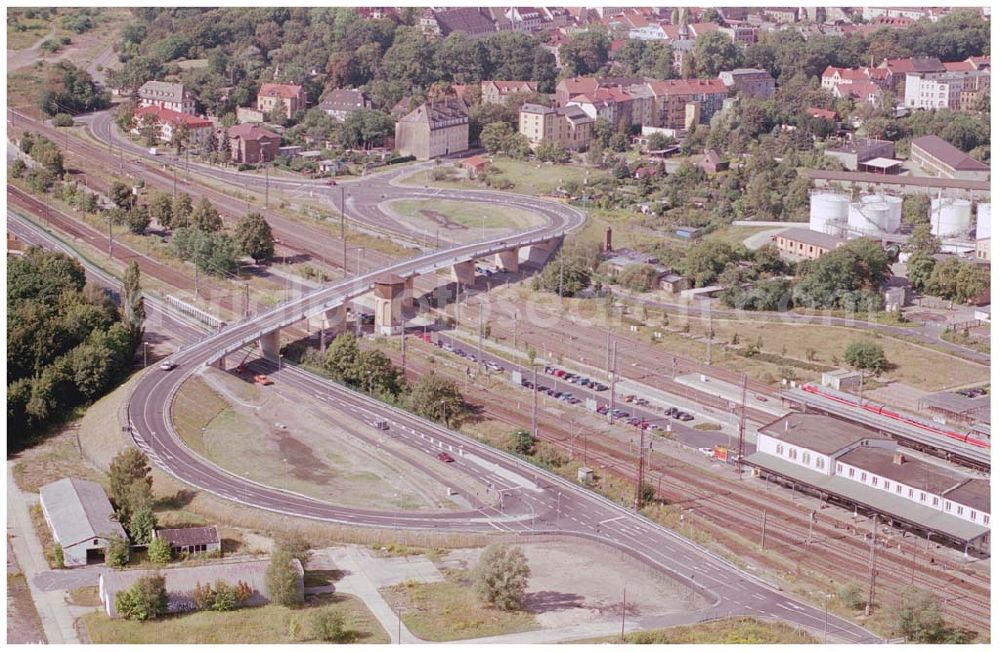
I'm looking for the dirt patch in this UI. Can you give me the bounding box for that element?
[439,540,706,629]
[906,311,947,323]
[418,209,467,230]
[274,430,329,485]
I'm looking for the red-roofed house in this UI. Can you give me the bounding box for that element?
[223,123,281,164]
[462,154,490,179]
[133,106,214,145]
[807,107,837,121]
[481,80,539,105]
[821,66,891,91]
[555,77,601,106]
[257,83,307,121]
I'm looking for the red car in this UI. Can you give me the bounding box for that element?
[326,179,337,186]
[436,452,455,463]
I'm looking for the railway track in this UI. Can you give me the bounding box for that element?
[11,115,389,273]
[396,343,991,633]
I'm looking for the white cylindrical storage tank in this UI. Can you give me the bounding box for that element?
[976,203,991,240]
[883,195,903,233]
[930,198,972,238]
[848,201,891,235]
[810,193,849,234]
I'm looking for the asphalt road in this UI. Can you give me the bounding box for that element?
[13,115,880,641]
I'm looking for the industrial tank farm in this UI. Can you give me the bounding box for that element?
[808,192,849,234]
[931,197,974,238]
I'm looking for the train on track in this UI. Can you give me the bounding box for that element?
[799,384,990,449]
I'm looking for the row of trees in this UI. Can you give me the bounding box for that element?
[7,251,144,449]
[320,334,469,426]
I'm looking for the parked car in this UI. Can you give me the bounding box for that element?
[664,407,679,417]
[544,365,555,374]
[521,380,534,389]
[624,395,636,403]
[597,405,610,415]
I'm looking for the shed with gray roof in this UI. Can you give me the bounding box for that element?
[39,478,127,567]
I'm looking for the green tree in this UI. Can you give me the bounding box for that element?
[473,544,530,611]
[265,548,303,607]
[907,223,940,256]
[560,30,611,76]
[407,373,467,426]
[892,590,954,643]
[191,197,222,232]
[108,180,135,210]
[109,447,153,525]
[105,534,131,568]
[147,536,172,564]
[617,264,661,292]
[128,507,157,545]
[52,113,74,127]
[149,191,174,229]
[927,258,989,304]
[902,195,931,226]
[235,213,274,263]
[844,340,888,374]
[171,193,193,229]
[273,533,311,568]
[693,31,743,77]
[115,574,167,621]
[906,252,935,293]
[53,543,65,568]
[324,333,361,384]
[311,608,355,643]
[510,428,535,455]
[126,205,150,235]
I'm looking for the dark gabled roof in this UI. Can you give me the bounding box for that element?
[837,447,968,496]
[911,135,990,172]
[399,97,469,127]
[319,89,369,112]
[434,7,496,36]
[155,526,220,548]
[943,478,990,514]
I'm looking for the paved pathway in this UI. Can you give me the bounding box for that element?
[6,462,81,643]
[321,547,422,643]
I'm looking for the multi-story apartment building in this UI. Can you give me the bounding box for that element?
[257,83,307,121]
[647,78,728,130]
[138,81,197,115]
[394,98,469,160]
[481,80,538,105]
[718,68,776,99]
[519,103,595,151]
[904,73,963,110]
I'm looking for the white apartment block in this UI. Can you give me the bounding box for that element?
[904,72,963,110]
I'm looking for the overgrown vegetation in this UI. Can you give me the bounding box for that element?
[7,248,141,449]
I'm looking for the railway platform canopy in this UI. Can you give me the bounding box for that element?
[744,452,990,550]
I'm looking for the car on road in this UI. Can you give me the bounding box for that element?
[159,361,176,371]
[544,365,555,374]
[698,447,715,457]
[436,452,455,463]
[664,407,679,417]
[677,412,694,421]
[373,420,389,431]
[624,395,636,403]
[521,380,534,389]
[254,374,274,385]
[612,409,629,419]
[635,398,650,407]
[597,405,610,415]
[326,179,337,186]
[593,383,609,392]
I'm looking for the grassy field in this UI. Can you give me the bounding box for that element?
[580,617,818,644]
[6,65,49,117]
[171,376,230,458]
[29,504,61,569]
[675,317,989,391]
[388,198,543,240]
[7,10,52,49]
[380,569,537,641]
[702,225,776,248]
[67,586,102,607]
[12,427,106,493]
[404,158,608,197]
[82,593,389,644]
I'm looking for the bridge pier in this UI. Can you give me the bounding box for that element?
[451,260,476,286]
[315,305,348,352]
[526,236,563,266]
[258,329,280,362]
[402,276,416,309]
[216,355,226,370]
[494,248,520,273]
[374,273,405,336]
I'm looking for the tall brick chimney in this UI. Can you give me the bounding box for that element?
[604,226,613,252]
